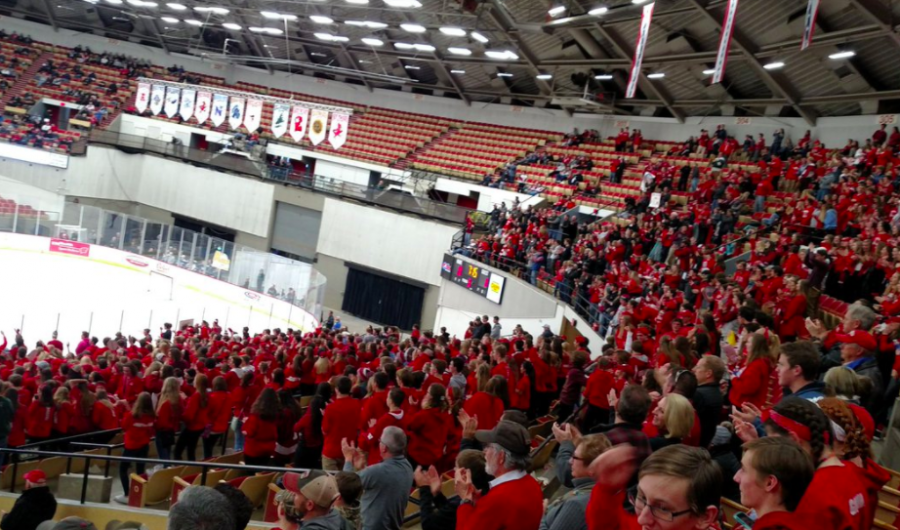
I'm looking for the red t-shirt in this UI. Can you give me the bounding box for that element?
[796,463,868,530]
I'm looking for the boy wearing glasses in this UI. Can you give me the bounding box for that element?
[585,444,721,530]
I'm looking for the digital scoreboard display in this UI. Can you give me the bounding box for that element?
[441,254,505,304]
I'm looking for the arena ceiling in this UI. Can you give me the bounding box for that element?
[6,0,900,122]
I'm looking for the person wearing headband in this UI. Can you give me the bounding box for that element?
[761,397,868,530]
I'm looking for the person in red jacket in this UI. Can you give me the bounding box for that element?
[359,387,408,466]
[91,389,119,443]
[359,372,390,430]
[321,376,361,471]
[463,376,507,431]
[293,382,330,469]
[52,386,74,442]
[455,419,543,530]
[242,387,280,466]
[117,392,155,501]
[777,276,809,342]
[406,384,451,470]
[204,376,232,459]
[175,374,210,462]
[154,376,181,461]
[729,332,777,411]
[26,385,54,447]
[274,389,302,465]
[583,357,615,431]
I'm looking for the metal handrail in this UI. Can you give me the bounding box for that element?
[16,428,121,450]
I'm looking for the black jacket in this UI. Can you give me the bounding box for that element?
[693,383,724,448]
[0,486,57,530]
[418,487,460,530]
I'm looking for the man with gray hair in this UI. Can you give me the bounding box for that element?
[167,486,235,530]
[340,426,413,530]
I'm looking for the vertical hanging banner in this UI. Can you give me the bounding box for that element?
[711,0,739,85]
[290,106,309,142]
[228,97,245,130]
[328,112,349,149]
[309,109,328,146]
[211,94,228,127]
[194,91,212,125]
[179,88,196,121]
[271,103,290,138]
[150,85,165,115]
[626,2,655,99]
[800,0,820,50]
[164,87,180,117]
[135,82,150,114]
[244,99,263,132]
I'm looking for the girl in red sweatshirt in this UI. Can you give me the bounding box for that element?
[119,392,155,495]
[463,375,507,431]
[52,386,74,440]
[154,376,181,461]
[293,383,330,469]
[729,332,777,410]
[26,385,55,447]
[203,376,232,459]
[242,387,280,466]
[174,374,210,462]
[406,384,451,469]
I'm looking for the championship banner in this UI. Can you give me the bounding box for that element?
[211,94,228,127]
[328,112,349,150]
[228,97,245,130]
[626,2,655,99]
[150,85,164,115]
[711,0,739,85]
[800,0,820,51]
[244,99,263,132]
[164,86,180,118]
[290,106,309,142]
[194,91,212,125]
[309,109,328,146]
[271,103,290,138]
[135,82,150,114]
[179,88,196,121]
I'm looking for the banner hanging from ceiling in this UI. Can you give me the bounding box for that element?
[711,0,739,85]
[179,89,196,121]
[244,99,263,132]
[211,94,228,127]
[135,83,150,114]
[290,106,309,142]
[271,103,290,138]
[194,91,211,124]
[309,109,328,146]
[228,97,245,130]
[626,2,655,99]
[164,87,180,118]
[329,112,349,149]
[800,0,820,50]
[149,85,165,115]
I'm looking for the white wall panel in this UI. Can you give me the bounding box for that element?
[317,199,458,286]
[315,160,372,187]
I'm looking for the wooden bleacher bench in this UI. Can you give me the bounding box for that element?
[171,468,228,503]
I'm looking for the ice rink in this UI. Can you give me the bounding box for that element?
[0,235,318,345]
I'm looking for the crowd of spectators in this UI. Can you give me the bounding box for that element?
[0,112,77,152]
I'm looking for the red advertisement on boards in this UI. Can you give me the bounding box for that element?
[49,238,91,257]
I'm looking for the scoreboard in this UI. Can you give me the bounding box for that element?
[441,254,506,304]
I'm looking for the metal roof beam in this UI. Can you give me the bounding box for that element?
[684,0,817,125]
[485,0,555,97]
[38,0,59,31]
[592,24,685,122]
[847,0,900,50]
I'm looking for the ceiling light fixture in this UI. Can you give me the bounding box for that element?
[702,68,716,75]
[632,0,649,4]
[536,74,553,80]
[222,22,241,30]
[105,0,123,4]
[594,74,613,80]
[261,11,297,21]
[485,49,518,60]
[310,15,334,24]
[447,47,472,56]
[439,27,466,36]
[346,0,369,3]
[497,72,513,77]
[249,27,284,35]
[394,42,414,49]
[346,20,388,29]
[647,72,665,79]
[361,37,384,46]
[404,65,420,70]
[588,6,608,15]
[470,31,488,43]
[829,50,855,59]
[383,0,421,7]
[763,61,785,70]
[161,16,179,22]
[414,43,435,52]
[451,69,466,74]
[400,23,426,33]
[165,2,185,9]
[548,5,565,16]
[194,6,228,14]
[184,19,203,26]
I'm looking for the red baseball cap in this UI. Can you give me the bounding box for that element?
[24,470,46,485]
[834,330,877,352]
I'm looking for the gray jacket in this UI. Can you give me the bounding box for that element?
[344,454,413,530]
[539,477,594,530]
[299,510,353,530]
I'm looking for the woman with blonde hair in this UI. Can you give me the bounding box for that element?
[314,356,332,385]
[649,393,694,451]
[174,373,210,462]
[824,366,872,404]
[155,376,181,461]
[51,386,74,445]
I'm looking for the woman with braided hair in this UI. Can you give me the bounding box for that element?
[818,397,890,530]
[762,397,868,530]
